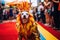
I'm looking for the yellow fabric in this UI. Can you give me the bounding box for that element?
[37,23,58,40]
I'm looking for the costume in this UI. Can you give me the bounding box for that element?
[16,13,40,40]
[16,2,40,40]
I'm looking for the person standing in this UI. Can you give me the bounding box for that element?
[9,5,13,20]
[52,0,60,29]
[38,2,45,23]
[33,7,38,21]
[44,0,52,26]
[0,4,3,23]
[58,0,60,29]
[3,8,9,20]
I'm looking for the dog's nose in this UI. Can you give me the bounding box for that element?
[23,15,26,19]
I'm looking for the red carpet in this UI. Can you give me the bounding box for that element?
[38,22,60,40]
[0,22,18,40]
[0,22,60,40]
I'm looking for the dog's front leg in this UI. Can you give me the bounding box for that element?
[19,30,28,40]
[32,31,40,40]
[31,23,40,40]
[19,34,28,40]
[19,35,22,40]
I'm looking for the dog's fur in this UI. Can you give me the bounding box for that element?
[16,11,40,40]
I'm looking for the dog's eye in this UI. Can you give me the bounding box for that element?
[22,13,23,15]
[26,13,28,15]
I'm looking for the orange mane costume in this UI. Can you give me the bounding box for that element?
[16,1,35,34]
[16,1,40,40]
[18,1,31,12]
[7,1,31,12]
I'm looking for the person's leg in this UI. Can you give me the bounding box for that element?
[52,12,56,28]
[0,14,3,23]
[5,15,7,20]
[37,14,40,22]
[0,15,1,19]
[42,14,45,24]
[45,12,50,25]
[7,15,9,20]
[54,11,59,29]
[49,11,53,26]
[58,11,60,29]
[40,13,45,24]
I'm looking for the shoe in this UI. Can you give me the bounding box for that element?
[0,20,2,23]
[57,28,60,30]
[53,27,57,30]
[44,23,49,26]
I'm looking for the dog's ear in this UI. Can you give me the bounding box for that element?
[29,13,35,23]
[16,13,21,32]
[16,13,21,24]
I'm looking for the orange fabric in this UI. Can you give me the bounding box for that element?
[7,2,30,12]
[20,2,30,12]
[16,13,35,32]
[45,12,50,24]
[16,14,36,38]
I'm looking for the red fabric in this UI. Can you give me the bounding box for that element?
[58,2,60,11]
[38,22,60,40]
[0,22,18,40]
[0,22,60,40]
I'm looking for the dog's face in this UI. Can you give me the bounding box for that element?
[21,11,29,24]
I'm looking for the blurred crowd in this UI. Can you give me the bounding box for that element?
[0,0,60,30]
[32,0,60,30]
[0,4,19,21]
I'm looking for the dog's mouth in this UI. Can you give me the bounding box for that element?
[22,18,28,24]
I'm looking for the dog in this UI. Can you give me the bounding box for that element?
[16,11,40,40]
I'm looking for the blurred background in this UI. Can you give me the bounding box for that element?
[0,0,60,40]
